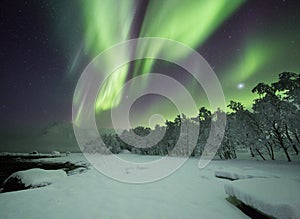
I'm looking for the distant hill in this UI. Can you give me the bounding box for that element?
[0,122,128,153]
[0,122,79,153]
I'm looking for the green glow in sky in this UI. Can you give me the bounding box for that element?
[222,39,273,86]
[95,65,129,111]
[220,37,283,108]
[82,0,245,113]
[134,0,245,77]
[82,0,135,112]
[83,0,135,56]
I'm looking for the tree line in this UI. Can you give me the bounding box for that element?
[84,72,300,162]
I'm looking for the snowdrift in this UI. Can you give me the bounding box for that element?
[225,178,300,218]
[215,168,269,180]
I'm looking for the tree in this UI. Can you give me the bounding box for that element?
[272,72,300,154]
[252,81,292,161]
[192,107,211,157]
[227,100,275,160]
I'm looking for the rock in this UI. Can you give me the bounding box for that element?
[51,151,60,156]
[121,149,131,154]
[2,168,66,192]
[29,150,39,155]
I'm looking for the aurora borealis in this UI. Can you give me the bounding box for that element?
[133,0,244,75]
[82,0,244,112]
[1,0,300,132]
[82,0,136,111]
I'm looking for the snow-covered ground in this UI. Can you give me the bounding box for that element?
[0,153,299,218]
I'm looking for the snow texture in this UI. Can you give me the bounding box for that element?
[0,153,299,218]
[215,168,269,180]
[225,178,300,219]
[0,154,249,219]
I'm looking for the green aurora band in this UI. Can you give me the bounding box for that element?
[82,0,245,113]
[222,38,275,87]
[220,30,299,108]
[82,0,136,111]
[218,39,274,108]
[133,0,245,77]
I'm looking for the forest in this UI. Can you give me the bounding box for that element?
[84,72,300,162]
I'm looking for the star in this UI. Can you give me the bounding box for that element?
[237,83,245,89]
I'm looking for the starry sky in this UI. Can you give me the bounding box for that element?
[1,0,300,133]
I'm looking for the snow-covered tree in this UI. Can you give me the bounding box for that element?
[252,79,298,162]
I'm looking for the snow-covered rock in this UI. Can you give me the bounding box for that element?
[67,167,88,175]
[30,150,39,155]
[51,151,60,156]
[2,168,67,192]
[65,151,71,156]
[215,168,269,180]
[121,149,131,154]
[225,178,300,218]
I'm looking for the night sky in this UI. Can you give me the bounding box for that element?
[1,0,300,133]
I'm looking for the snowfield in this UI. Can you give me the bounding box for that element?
[0,153,299,218]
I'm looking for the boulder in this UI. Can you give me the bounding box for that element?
[2,168,66,192]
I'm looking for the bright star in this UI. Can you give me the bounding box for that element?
[237,83,245,89]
